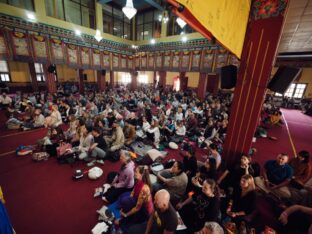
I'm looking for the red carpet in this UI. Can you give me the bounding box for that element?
[0,109,311,233]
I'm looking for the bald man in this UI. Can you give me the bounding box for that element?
[128,189,178,234]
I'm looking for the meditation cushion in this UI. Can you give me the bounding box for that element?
[169,142,178,150]
[88,167,103,180]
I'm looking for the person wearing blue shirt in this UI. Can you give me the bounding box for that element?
[255,153,293,199]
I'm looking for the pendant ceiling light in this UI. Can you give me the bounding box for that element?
[122,0,137,20]
[94,29,103,42]
[176,17,186,28]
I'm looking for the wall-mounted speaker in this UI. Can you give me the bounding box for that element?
[267,66,301,93]
[220,65,237,89]
[47,64,56,73]
[83,74,87,81]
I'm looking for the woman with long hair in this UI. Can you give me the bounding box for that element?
[225,174,257,225]
[177,179,220,233]
[116,166,154,231]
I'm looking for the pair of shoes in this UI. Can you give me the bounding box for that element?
[87,160,96,167]
[23,127,30,131]
[97,159,105,165]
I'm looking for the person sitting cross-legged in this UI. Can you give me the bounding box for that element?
[255,153,293,199]
[113,166,154,232]
[85,127,107,166]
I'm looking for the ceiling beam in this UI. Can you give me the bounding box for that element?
[97,0,112,4]
[143,0,164,11]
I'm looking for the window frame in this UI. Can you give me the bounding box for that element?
[34,63,45,82]
[0,60,11,82]
[136,9,161,40]
[274,83,307,99]
[2,0,35,11]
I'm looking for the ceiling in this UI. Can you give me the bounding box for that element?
[98,0,164,12]
[98,0,312,54]
[277,0,312,53]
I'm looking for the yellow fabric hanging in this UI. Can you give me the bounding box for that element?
[176,0,251,58]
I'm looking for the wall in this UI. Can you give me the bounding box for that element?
[166,72,179,86]
[299,68,312,98]
[186,72,199,88]
[8,61,30,82]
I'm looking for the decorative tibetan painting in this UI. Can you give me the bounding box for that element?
[135,55,140,68]
[80,47,91,69]
[50,38,65,64]
[92,49,101,70]
[215,49,229,71]
[102,52,110,69]
[127,56,133,70]
[229,54,240,68]
[163,52,172,70]
[155,53,162,70]
[172,52,180,71]
[201,49,214,72]
[112,53,119,69]
[31,35,49,63]
[141,53,147,70]
[148,53,154,70]
[11,31,31,61]
[191,51,201,71]
[0,30,10,60]
[181,51,190,71]
[121,55,127,70]
[66,44,79,67]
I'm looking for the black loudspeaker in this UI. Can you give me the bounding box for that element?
[47,64,56,73]
[83,74,87,81]
[268,67,301,93]
[220,65,237,89]
[101,70,106,76]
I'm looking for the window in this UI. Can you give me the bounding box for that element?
[138,73,148,84]
[167,12,194,36]
[0,0,34,11]
[136,10,161,40]
[121,73,131,84]
[102,4,132,39]
[274,83,307,99]
[35,63,45,82]
[45,0,96,29]
[0,60,10,82]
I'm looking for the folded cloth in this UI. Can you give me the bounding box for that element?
[91,222,109,234]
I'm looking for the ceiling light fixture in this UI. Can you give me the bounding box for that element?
[150,38,156,44]
[27,13,36,20]
[176,17,186,28]
[75,29,81,36]
[94,29,102,42]
[182,36,187,42]
[122,0,137,20]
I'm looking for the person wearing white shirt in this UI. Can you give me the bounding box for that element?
[146,119,160,148]
[0,93,12,108]
[175,107,184,121]
[175,120,186,137]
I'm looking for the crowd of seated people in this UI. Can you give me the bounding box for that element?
[1,87,311,233]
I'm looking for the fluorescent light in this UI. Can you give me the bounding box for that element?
[122,0,137,20]
[182,36,187,42]
[75,29,81,36]
[150,39,156,44]
[27,13,36,20]
[176,17,186,28]
[94,29,102,42]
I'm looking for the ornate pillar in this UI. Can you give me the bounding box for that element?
[43,64,57,94]
[179,72,188,91]
[197,73,208,100]
[207,73,219,95]
[223,1,289,167]
[109,71,114,88]
[131,71,138,91]
[28,63,39,92]
[97,70,106,92]
[158,71,166,88]
[78,69,84,94]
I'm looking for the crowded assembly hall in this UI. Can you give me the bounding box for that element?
[0,0,312,233]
